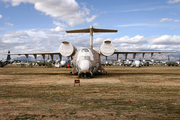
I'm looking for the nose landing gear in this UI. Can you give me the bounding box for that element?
[78,73,92,78]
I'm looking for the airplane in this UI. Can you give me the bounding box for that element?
[166,55,179,66]
[118,59,124,66]
[59,59,72,68]
[101,60,113,66]
[3,25,176,77]
[123,59,132,66]
[140,59,149,66]
[130,60,141,68]
[0,51,14,67]
[147,59,155,65]
[0,61,5,67]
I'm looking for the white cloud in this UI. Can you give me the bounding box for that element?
[0,28,68,59]
[159,18,172,22]
[54,26,65,32]
[93,23,99,27]
[113,35,146,44]
[0,15,2,19]
[150,35,180,45]
[170,12,177,15]
[5,22,13,26]
[86,15,97,22]
[26,29,47,38]
[120,7,156,12]
[53,21,67,27]
[167,0,180,4]
[174,19,180,22]
[118,23,150,27]
[64,33,83,38]
[3,0,97,26]
[94,37,104,45]
[3,31,29,38]
[49,26,66,32]
[0,27,179,60]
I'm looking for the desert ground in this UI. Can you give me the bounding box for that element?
[0,65,180,120]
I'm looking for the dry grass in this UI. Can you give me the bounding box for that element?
[0,65,180,119]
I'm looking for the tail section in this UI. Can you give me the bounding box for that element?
[6,51,11,61]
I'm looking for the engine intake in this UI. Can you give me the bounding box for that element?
[100,40,115,56]
[59,41,77,57]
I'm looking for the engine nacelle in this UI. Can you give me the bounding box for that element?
[59,41,77,57]
[100,40,115,56]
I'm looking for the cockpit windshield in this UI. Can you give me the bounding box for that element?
[81,48,89,52]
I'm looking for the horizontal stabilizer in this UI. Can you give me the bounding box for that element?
[93,28,117,33]
[66,28,90,33]
[66,28,118,33]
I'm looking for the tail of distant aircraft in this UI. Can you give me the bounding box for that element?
[6,51,11,61]
[168,55,170,61]
[0,51,11,67]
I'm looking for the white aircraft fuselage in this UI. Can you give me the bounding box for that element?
[71,48,105,77]
[60,60,67,67]
[131,60,141,67]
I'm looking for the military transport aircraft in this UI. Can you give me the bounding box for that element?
[3,26,176,77]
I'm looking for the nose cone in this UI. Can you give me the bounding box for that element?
[135,61,140,67]
[79,60,91,73]
[61,61,66,66]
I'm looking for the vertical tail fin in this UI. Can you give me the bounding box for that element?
[168,55,170,61]
[6,51,11,61]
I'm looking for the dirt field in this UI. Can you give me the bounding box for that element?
[0,65,180,119]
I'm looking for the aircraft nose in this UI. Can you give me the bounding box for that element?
[79,60,91,73]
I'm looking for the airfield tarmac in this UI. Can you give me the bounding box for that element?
[0,65,180,119]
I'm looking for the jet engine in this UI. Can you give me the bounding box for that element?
[59,41,77,57]
[100,40,115,56]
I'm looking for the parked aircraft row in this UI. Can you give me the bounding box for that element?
[2,26,176,77]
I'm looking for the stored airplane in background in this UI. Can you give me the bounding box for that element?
[3,26,176,77]
[131,60,141,68]
[123,59,132,66]
[140,59,149,66]
[166,55,179,66]
[0,51,14,67]
[55,59,72,68]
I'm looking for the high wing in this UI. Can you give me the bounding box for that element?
[3,52,61,61]
[113,51,177,60]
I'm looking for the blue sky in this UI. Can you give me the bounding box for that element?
[0,0,180,60]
